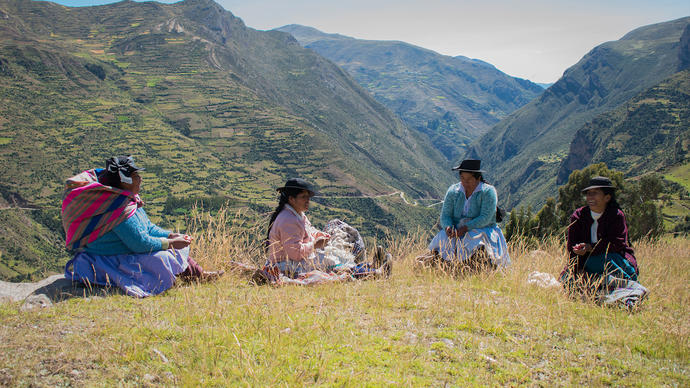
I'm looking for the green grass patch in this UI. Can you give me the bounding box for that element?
[113,60,130,69]
[145,78,161,87]
[664,163,690,191]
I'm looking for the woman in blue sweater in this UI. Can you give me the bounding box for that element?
[63,156,222,297]
[426,159,510,269]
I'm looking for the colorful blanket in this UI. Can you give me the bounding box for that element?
[61,169,140,251]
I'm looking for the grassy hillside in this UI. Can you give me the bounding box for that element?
[0,216,687,386]
[664,163,690,191]
[276,24,544,163]
[558,70,690,181]
[468,17,690,209]
[0,0,454,280]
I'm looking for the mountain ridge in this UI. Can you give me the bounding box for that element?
[276,24,544,163]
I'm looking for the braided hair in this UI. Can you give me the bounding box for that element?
[97,169,122,188]
[265,187,305,248]
[601,187,621,211]
[97,155,141,189]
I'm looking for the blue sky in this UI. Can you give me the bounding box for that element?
[46,0,690,83]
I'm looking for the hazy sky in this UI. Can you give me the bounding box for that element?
[49,0,690,83]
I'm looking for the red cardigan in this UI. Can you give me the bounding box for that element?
[566,206,638,275]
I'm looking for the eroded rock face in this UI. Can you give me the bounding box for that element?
[557,125,596,184]
[680,24,690,70]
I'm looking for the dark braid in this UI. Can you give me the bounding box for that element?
[97,170,122,189]
[472,171,488,184]
[265,187,303,250]
[602,187,621,211]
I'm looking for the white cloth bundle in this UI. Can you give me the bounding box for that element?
[317,227,356,268]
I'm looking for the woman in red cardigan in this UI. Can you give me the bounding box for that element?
[562,176,638,283]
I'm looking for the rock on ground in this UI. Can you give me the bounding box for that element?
[0,274,122,306]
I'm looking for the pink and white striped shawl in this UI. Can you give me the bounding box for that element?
[61,169,140,251]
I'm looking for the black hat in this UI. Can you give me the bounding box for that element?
[452,159,484,173]
[105,155,144,184]
[276,178,317,196]
[581,176,616,193]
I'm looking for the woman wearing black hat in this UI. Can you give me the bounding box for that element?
[62,156,222,298]
[265,178,391,278]
[424,159,510,269]
[265,178,331,276]
[562,176,638,283]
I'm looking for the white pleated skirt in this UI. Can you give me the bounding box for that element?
[428,226,511,268]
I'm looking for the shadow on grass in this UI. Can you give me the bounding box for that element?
[0,274,125,308]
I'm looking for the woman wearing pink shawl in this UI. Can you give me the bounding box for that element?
[62,156,222,297]
[264,178,391,279]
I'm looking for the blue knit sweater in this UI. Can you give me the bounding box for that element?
[84,208,171,255]
[440,182,497,230]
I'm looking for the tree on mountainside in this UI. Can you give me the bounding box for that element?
[534,197,559,237]
[619,174,665,240]
[504,205,535,241]
[504,199,559,243]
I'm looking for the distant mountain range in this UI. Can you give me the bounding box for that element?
[0,0,451,280]
[466,17,690,207]
[276,24,544,163]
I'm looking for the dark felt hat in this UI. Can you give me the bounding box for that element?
[105,155,144,184]
[581,176,616,193]
[452,159,484,173]
[276,178,317,196]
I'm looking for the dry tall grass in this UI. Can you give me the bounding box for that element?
[0,209,687,386]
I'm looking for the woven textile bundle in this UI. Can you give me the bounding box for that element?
[61,169,139,251]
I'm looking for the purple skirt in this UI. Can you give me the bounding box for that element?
[65,247,190,298]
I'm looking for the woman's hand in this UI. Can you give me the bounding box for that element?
[572,243,592,256]
[314,236,330,249]
[169,235,191,250]
[446,226,468,238]
[455,225,469,238]
[168,232,193,241]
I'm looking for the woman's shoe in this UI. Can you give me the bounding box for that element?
[374,245,385,268]
[416,250,440,267]
[381,253,393,278]
[200,270,225,282]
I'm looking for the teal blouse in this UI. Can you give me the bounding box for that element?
[84,208,171,255]
[439,182,497,230]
